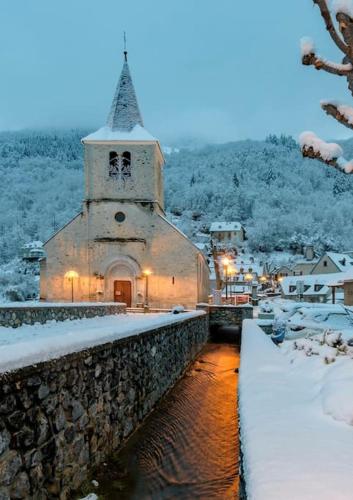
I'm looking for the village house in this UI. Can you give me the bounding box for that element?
[311,252,353,275]
[210,222,245,248]
[280,274,336,303]
[40,53,209,308]
[291,245,318,276]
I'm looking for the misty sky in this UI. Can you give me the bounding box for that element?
[1,0,352,144]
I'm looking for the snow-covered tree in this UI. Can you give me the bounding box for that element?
[300,0,353,173]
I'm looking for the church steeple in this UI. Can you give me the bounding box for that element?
[106,53,144,132]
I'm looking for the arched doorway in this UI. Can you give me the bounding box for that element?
[102,256,142,306]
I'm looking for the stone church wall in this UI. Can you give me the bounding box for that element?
[0,313,209,499]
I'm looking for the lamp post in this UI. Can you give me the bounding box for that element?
[143,269,152,308]
[222,257,230,302]
[64,270,79,303]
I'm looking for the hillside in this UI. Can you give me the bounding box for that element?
[0,128,353,263]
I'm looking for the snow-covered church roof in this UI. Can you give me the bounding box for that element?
[83,53,157,143]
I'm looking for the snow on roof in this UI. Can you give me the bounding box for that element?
[325,252,353,271]
[23,241,43,249]
[281,270,353,296]
[210,221,243,232]
[82,124,157,143]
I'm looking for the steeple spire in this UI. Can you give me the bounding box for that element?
[106,49,144,132]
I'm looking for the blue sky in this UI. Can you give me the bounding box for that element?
[0,0,351,143]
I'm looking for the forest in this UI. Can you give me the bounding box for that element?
[0,128,353,299]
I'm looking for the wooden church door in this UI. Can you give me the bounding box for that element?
[114,280,132,307]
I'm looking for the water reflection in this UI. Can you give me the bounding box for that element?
[95,344,239,499]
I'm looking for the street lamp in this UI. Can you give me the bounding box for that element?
[64,270,79,303]
[143,269,152,307]
[222,257,230,301]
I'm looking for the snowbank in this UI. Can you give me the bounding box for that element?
[0,311,205,373]
[239,319,353,500]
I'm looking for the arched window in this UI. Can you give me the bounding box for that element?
[108,151,132,184]
[121,151,131,182]
[109,152,119,178]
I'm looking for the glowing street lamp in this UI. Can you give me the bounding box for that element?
[65,270,79,303]
[143,269,152,307]
[245,273,254,282]
[260,275,267,283]
[222,257,230,301]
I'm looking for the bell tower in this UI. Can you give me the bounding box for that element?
[82,52,164,211]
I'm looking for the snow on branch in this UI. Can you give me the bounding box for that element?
[299,131,342,160]
[299,131,353,173]
[301,49,353,75]
[333,0,353,19]
[300,37,315,57]
[320,99,353,129]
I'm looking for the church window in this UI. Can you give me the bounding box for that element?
[109,152,119,178]
[108,151,132,184]
[115,212,126,223]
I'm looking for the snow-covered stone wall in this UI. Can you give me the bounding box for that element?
[0,303,126,328]
[0,313,208,498]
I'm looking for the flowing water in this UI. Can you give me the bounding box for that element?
[94,343,239,499]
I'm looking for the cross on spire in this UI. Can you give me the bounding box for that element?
[123,31,127,62]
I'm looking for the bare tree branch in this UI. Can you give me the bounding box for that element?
[314,0,349,55]
[302,52,353,76]
[336,12,353,57]
[321,102,353,129]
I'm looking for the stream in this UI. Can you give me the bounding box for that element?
[92,343,239,499]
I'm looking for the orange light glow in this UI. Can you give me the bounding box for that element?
[143,269,152,276]
[245,273,253,281]
[222,257,230,267]
[65,270,79,280]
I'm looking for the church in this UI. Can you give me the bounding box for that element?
[40,52,209,308]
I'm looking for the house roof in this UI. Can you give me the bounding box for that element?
[210,221,243,232]
[281,270,353,296]
[325,252,353,271]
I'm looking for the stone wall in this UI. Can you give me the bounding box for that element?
[197,304,253,328]
[0,313,208,499]
[0,303,126,328]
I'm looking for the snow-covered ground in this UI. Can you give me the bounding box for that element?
[0,311,205,374]
[240,319,353,500]
[260,297,353,340]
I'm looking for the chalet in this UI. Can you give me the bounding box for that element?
[311,252,353,275]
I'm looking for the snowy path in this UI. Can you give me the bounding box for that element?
[240,320,353,500]
[0,311,205,374]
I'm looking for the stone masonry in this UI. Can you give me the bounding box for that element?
[0,313,208,499]
[0,304,126,329]
[197,304,253,329]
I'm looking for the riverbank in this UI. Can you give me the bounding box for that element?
[240,319,353,500]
